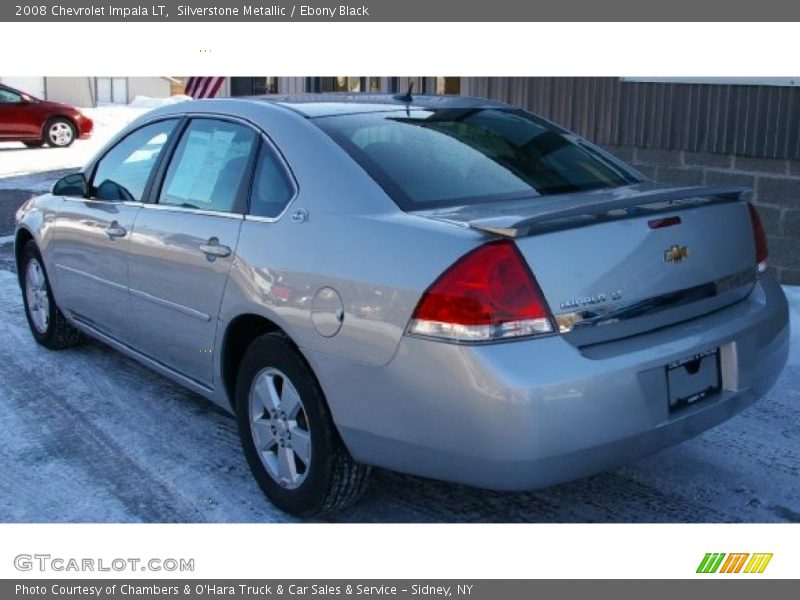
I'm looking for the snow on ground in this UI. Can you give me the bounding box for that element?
[0,95,190,186]
[0,262,797,522]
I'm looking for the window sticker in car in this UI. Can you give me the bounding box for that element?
[165,129,237,206]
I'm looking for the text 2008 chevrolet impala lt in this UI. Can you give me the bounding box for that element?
[15,94,789,515]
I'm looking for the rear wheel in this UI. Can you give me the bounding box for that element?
[236,332,370,516]
[44,117,76,147]
[20,241,83,350]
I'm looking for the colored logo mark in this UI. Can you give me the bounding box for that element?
[696,553,773,574]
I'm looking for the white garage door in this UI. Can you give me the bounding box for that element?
[96,77,128,104]
[0,76,46,99]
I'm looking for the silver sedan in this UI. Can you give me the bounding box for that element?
[14,94,790,516]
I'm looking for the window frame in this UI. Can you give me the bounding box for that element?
[243,134,299,223]
[84,116,182,204]
[81,111,298,219]
[152,115,261,216]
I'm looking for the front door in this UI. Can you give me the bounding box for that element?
[127,117,258,386]
[52,118,179,341]
[0,87,29,137]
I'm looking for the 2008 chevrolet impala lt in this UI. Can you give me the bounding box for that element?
[14,94,790,515]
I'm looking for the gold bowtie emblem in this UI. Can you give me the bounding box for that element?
[664,245,689,263]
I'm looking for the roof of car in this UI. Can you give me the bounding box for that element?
[247,93,513,117]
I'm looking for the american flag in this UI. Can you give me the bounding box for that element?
[184,76,226,99]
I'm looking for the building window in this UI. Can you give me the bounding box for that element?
[252,77,278,94]
[310,77,366,93]
[230,77,279,96]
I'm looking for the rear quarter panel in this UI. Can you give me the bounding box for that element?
[214,101,486,367]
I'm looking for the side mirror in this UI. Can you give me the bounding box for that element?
[53,173,88,198]
[20,94,33,103]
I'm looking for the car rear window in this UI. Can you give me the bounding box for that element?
[315,108,642,210]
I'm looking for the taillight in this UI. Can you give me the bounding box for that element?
[407,240,555,342]
[747,202,769,274]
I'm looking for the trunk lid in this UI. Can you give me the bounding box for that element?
[412,183,759,346]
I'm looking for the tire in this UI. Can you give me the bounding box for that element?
[20,241,83,350]
[23,140,44,148]
[236,332,370,516]
[44,117,76,148]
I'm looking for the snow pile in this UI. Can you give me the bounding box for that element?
[129,94,192,108]
[0,95,192,180]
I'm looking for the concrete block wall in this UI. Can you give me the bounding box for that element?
[605,145,800,285]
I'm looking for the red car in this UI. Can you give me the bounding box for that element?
[0,84,93,148]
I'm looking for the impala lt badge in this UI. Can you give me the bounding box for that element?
[665,245,690,264]
[559,290,623,311]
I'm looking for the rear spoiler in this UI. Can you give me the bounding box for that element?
[468,185,749,238]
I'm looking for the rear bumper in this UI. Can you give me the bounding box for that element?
[311,272,790,490]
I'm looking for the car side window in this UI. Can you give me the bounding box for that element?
[0,89,22,104]
[159,119,257,214]
[249,145,294,218]
[91,120,177,202]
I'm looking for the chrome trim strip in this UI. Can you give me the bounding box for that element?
[56,263,211,322]
[59,197,145,209]
[137,204,245,219]
[244,214,280,224]
[555,267,757,333]
[129,287,212,322]
[54,263,127,292]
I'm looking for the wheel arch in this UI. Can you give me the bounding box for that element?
[220,312,302,411]
[14,227,35,285]
[41,113,77,141]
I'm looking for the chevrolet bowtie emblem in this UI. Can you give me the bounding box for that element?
[664,245,690,264]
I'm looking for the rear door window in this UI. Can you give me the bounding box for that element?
[159,119,257,214]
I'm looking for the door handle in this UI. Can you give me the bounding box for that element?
[199,238,232,259]
[105,223,127,239]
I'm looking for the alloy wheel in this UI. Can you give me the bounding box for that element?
[25,258,50,334]
[48,121,73,146]
[248,367,312,488]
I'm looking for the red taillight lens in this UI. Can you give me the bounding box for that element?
[407,240,554,342]
[747,202,769,274]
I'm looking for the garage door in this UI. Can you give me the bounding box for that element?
[0,76,46,99]
[96,77,128,104]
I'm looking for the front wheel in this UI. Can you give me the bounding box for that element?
[44,117,76,147]
[20,241,83,349]
[236,333,370,516]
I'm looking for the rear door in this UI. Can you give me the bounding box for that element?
[52,118,179,340]
[126,117,258,386]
